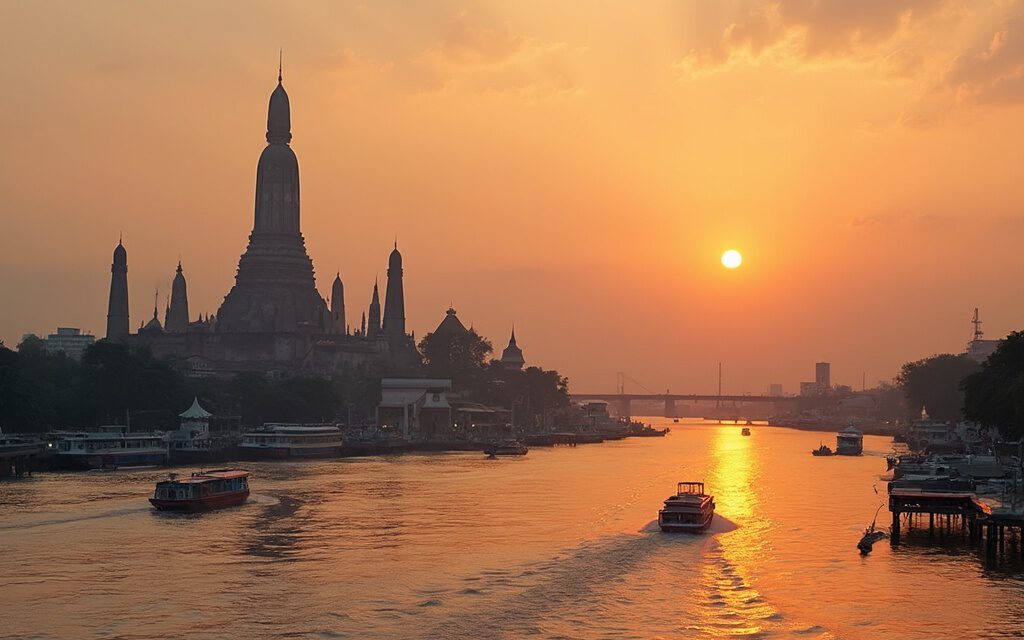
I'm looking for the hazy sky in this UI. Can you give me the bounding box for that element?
[2,0,1023,393]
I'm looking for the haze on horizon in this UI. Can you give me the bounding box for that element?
[2,0,1023,394]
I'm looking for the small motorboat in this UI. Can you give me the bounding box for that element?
[741,427,751,436]
[483,439,528,456]
[857,499,888,554]
[150,469,250,511]
[659,481,715,533]
[858,526,888,554]
[812,444,833,456]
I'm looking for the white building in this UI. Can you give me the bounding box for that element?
[377,378,453,440]
[44,327,95,361]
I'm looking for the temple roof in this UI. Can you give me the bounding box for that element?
[434,307,468,336]
[501,328,525,364]
[179,396,212,419]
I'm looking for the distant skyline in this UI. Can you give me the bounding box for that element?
[2,1,1024,393]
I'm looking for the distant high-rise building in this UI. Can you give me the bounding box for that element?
[815,362,831,389]
[45,327,95,361]
[768,383,783,397]
[165,261,190,333]
[106,239,129,340]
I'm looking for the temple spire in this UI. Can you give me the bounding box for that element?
[278,49,283,83]
[106,238,129,340]
[383,243,406,338]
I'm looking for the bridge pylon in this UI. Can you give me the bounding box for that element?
[616,396,631,418]
[664,396,678,419]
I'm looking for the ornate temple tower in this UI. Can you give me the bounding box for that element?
[382,244,406,338]
[367,280,381,338]
[500,327,525,370]
[165,261,190,333]
[216,66,328,333]
[331,273,345,335]
[105,239,129,340]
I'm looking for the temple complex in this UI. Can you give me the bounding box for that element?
[107,67,419,376]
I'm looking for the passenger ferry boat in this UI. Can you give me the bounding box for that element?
[659,481,715,533]
[239,424,343,459]
[150,469,250,511]
[53,426,168,470]
[484,439,529,456]
[836,425,864,456]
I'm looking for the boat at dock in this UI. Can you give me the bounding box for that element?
[53,426,168,470]
[812,444,833,456]
[149,469,250,511]
[239,424,343,459]
[658,481,715,533]
[484,439,528,456]
[836,425,864,456]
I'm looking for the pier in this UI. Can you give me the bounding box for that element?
[0,441,47,478]
[889,482,1024,566]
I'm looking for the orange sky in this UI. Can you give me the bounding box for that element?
[2,1,1024,393]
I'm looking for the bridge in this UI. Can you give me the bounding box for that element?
[570,392,829,419]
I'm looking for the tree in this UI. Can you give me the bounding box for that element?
[418,328,493,391]
[896,353,978,422]
[962,331,1024,438]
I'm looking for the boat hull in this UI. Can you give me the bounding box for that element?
[53,451,167,471]
[149,489,249,512]
[238,446,341,460]
[659,511,714,533]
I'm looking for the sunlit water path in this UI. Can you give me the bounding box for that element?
[2,421,1023,639]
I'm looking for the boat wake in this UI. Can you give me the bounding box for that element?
[0,504,150,532]
[408,523,829,639]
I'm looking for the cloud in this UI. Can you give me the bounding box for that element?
[676,0,952,70]
[411,16,583,98]
[943,16,1024,105]
[850,211,952,228]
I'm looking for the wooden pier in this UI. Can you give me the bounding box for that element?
[889,484,1024,566]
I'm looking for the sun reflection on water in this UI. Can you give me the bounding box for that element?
[695,427,779,636]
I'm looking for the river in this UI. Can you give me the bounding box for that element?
[2,420,1023,639]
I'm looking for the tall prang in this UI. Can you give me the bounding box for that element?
[165,261,190,333]
[383,243,406,338]
[367,280,381,338]
[331,272,345,335]
[106,239,129,340]
[216,65,328,333]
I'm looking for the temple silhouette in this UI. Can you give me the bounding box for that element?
[105,67,419,376]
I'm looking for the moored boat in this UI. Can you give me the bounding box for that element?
[54,426,168,470]
[149,469,250,511]
[484,439,528,456]
[812,444,833,456]
[240,424,343,459]
[836,425,864,456]
[659,481,715,533]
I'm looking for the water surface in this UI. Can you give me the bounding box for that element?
[2,420,1022,639]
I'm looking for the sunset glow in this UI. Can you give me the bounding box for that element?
[2,1,1024,393]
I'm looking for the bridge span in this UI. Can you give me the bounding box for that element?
[570,393,826,418]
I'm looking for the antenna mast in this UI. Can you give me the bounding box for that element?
[972,307,984,341]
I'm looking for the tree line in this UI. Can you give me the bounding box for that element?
[897,331,1024,439]
[0,326,571,433]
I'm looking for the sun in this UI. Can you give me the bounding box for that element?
[721,249,743,269]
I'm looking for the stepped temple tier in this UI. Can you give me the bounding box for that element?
[109,69,418,376]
